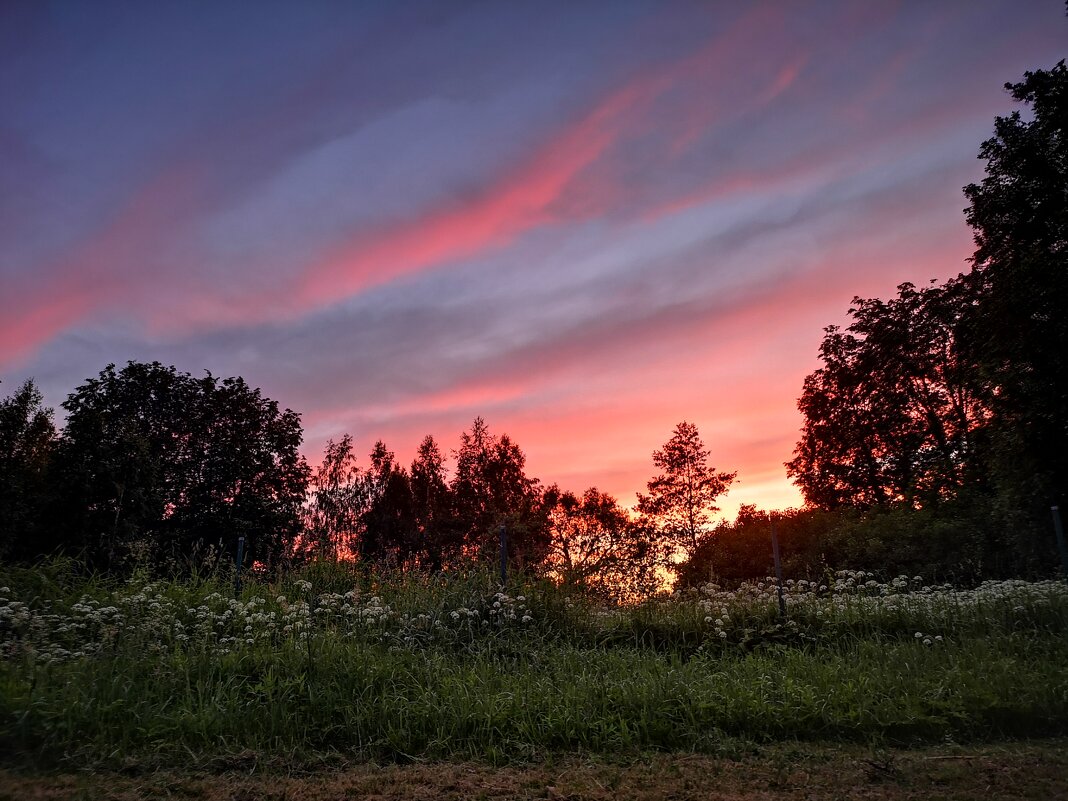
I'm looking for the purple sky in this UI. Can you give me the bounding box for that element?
[1,1,1064,515]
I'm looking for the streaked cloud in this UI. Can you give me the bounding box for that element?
[2,0,1063,515]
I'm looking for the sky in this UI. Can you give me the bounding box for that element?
[1,1,1065,519]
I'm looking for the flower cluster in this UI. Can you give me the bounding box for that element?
[687,573,1068,645]
[0,580,540,664]
[487,591,532,624]
[1,574,1064,665]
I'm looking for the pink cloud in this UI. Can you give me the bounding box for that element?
[0,165,205,367]
[0,3,981,371]
[0,291,97,366]
[290,201,974,517]
[281,8,790,316]
[292,79,647,307]
[667,51,807,158]
[293,68,697,304]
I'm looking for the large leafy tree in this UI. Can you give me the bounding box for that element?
[450,417,549,571]
[787,280,990,509]
[302,435,363,561]
[959,60,1068,511]
[409,434,454,570]
[359,440,417,566]
[675,504,784,586]
[637,422,735,557]
[0,379,57,561]
[543,485,660,601]
[57,362,310,569]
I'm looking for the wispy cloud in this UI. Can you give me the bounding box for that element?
[2,1,1063,515]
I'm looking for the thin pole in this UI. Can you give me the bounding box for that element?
[1052,506,1068,584]
[234,535,245,598]
[771,517,786,617]
[499,524,507,586]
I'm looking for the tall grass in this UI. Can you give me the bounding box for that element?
[1,561,1066,768]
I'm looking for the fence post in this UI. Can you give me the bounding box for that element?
[499,524,507,586]
[770,517,786,617]
[234,535,245,598]
[1052,506,1068,584]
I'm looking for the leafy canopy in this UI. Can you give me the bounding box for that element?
[637,421,735,557]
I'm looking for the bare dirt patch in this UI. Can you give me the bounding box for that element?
[2,740,1066,801]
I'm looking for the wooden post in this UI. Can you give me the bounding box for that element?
[771,517,786,617]
[234,535,245,598]
[1052,506,1068,585]
[499,524,507,586]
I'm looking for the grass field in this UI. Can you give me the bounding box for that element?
[1,560,1066,776]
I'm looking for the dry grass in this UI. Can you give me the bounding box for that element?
[1,740,1066,801]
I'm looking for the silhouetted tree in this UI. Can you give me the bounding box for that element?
[57,362,309,570]
[360,440,417,566]
[787,280,990,509]
[675,504,781,586]
[302,435,363,560]
[409,434,454,570]
[544,485,661,601]
[450,417,549,571]
[637,422,735,558]
[780,56,1068,575]
[959,59,1068,516]
[676,501,1013,588]
[0,379,57,561]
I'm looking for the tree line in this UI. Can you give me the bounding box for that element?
[1,59,1065,589]
[777,61,1067,578]
[682,60,1066,585]
[0,365,732,598]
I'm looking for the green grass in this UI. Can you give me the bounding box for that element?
[1,561,1066,769]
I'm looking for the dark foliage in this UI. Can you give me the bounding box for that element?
[787,280,990,510]
[786,60,1067,576]
[53,362,309,570]
[637,421,735,558]
[0,380,57,561]
[676,497,1015,588]
[959,61,1068,524]
[543,485,661,600]
[300,419,550,574]
[408,435,453,570]
[449,417,550,572]
[300,434,362,561]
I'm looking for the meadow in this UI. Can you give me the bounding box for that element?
[1,560,1066,771]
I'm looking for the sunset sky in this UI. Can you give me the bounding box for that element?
[1,1,1064,518]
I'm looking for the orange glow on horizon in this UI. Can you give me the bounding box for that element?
[297,232,972,526]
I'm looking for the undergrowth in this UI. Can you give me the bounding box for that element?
[1,560,1066,769]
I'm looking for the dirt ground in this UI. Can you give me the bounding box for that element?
[1,740,1066,801]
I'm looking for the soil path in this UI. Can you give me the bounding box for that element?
[1,740,1066,800]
